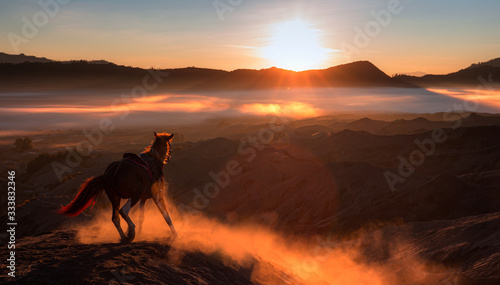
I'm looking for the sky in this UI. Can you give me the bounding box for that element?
[1,0,499,75]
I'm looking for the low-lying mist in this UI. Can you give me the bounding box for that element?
[2,87,499,132]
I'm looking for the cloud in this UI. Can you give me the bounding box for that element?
[0,94,230,115]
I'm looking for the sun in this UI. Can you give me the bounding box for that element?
[260,19,333,71]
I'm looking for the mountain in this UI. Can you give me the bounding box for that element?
[395,71,427,77]
[0,52,53,64]
[2,52,498,90]
[0,55,414,91]
[330,117,389,133]
[0,52,116,66]
[467,57,500,69]
[189,61,414,90]
[394,57,500,88]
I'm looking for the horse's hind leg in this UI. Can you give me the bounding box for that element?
[109,195,127,242]
[119,198,137,243]
[137,200,145,236]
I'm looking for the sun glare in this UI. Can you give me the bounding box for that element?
[238,102,322,118]
[260,19,333,71]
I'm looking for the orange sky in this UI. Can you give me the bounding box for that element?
[1,0,499,75]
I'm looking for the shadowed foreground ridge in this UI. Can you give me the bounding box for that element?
[0,231,255,285]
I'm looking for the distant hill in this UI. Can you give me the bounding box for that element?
[394,57,500,88]
[0,58,414,91]
[0,52,53,64]
[395,71,427,77]
[0,52,115,65]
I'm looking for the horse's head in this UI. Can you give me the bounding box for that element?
[150,132,174,163]
[153,131,174,142]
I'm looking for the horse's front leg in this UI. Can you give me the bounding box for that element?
[151,181,178,240]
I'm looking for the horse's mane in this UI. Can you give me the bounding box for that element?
[143,133,172,164]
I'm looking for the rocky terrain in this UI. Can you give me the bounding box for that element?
[1,112,499,284]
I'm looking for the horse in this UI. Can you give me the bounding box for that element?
[58,132,178,243]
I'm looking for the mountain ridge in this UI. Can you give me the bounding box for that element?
[1,52,499,90]
[0,57,414,91]
[467,57,500,69]
[394,62,500,88]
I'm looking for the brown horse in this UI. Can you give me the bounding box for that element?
[58,132,178,243]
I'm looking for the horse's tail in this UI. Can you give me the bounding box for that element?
[58,175,109,217]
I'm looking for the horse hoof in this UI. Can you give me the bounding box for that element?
[128,235,136,243]
[120,237,131,244]
[120,233,135,244]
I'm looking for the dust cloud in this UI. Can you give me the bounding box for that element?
[72,200,448,285]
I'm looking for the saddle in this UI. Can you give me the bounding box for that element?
[122,153,154,181]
